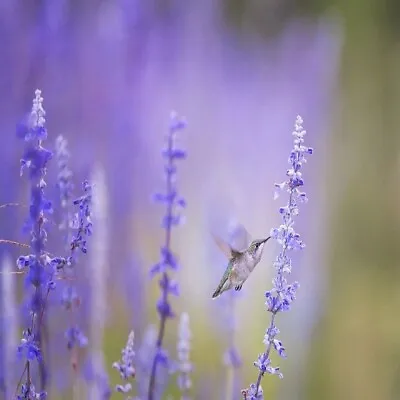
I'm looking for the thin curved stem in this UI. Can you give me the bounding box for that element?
[255,188,294,397]
[0,239,30,248]
[148,129,175,400]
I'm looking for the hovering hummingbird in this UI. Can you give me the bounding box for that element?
[211,229,270,299]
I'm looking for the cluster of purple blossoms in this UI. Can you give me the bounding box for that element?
[16,90,54,290]
[54,135,84,351]
[17,383,46,400]
[15,89,54,399]
[69,180,93,252]
[15,91,94,400]
[112,330,136,395]
[244,115,313,399]
[147,111,187,400]
[52,178,93,351]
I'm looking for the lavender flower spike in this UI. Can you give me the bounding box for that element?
[16,89,53,398]
[113,330,136,395]
[177,312,192,399]
[244,115,313,399]
[53,139,92,362]
[148,111,187,400]
[54,180,93,350]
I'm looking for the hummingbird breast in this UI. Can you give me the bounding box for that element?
[230,256,252,284]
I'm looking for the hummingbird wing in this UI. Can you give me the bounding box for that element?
[212,234,242,259]
[227,222,252,252]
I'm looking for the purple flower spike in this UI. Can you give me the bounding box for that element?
[17,329,42,362]
[15,89,54,395]
[113,330,136,396]
[148,111,187,400]
[54,135,93,354]
[244,116,313,398]
[17,383,47,400]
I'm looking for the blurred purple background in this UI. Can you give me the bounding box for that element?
[0,1,354,399]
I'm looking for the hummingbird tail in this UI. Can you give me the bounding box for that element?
[212,279,228,299]
[212,288,221,299]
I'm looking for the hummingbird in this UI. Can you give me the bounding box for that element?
[211,233,270,299]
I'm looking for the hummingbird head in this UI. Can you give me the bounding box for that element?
[248,237,270,262]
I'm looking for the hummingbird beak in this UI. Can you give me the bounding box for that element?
[261,237,271,244]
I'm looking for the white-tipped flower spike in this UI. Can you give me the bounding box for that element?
[1,255,18,398]
[113,330,136,395]
[88,164,110,398]
[177,312,192,400]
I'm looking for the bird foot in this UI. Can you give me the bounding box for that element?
[235,284,243,291]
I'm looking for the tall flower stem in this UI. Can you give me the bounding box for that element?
[147,112,187,400]
[148,148,173,400]
[243,116,313,399]
[15,89,54,398]
[254,314,276,392]
[147,291,167,399]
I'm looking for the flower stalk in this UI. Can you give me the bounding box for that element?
[147,112,187,400]
[244,115,313,399]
